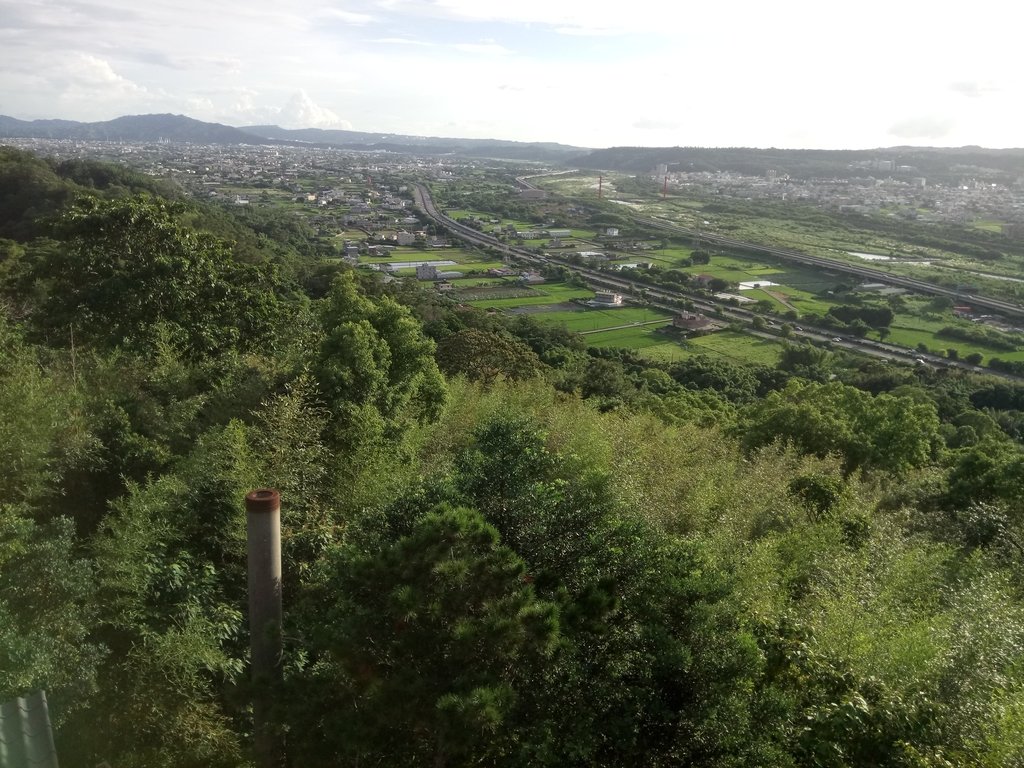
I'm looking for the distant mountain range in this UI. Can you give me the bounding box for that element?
[0,114,260,145]
[573,145,1024,182]
[0,113,588,162]
[3,113,1024,181]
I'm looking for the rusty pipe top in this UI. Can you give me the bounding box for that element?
[245,488,281,514]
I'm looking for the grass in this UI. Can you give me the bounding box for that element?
[469,282,594,309]
[885,313,1024,363]
[456,285,541,301]
[537,307,672,332]
[359,248,484,264]
[685,331,785,365]
[645,247,695,267]
[451,261,509,273]
[448,277,511,288]
[972,219,1004,233]
[392,262,511,279]
[444,209,538,231]
[586,326,678,350]
[768,286,836,316]
[743,288,790,312]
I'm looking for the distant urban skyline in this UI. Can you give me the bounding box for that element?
[2,0,1021,150]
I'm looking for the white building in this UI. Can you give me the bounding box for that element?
[591,292,624,306]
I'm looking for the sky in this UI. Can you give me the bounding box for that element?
[1,0,1022,149]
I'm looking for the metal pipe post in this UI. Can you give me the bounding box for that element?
[246,488,283,768]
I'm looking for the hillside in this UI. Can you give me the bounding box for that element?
[3,146,1024,767]
[0,113,265,144]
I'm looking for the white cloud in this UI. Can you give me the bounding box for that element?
[317,8,376,24]
[277,90,352,129]
[68,54,147,93]
[2,0,1024,147]
[452,40,511,55]
[950,81,1000,99]
[368,37,433,45]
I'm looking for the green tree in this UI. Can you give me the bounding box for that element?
[289,505,559,767]
[64,423,258,767]
[450,413,783,766]
[0,506,100,703]
[315,272,447,445]
[742,380,941,473]
[0,316,96,508]
[32,195,280,357]
[435,328,543,385]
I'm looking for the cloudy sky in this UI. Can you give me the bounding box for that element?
[1,0,1021,149]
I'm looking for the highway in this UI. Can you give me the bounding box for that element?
[410,183,1021,380]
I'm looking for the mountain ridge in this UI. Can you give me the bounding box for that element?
[4,113,1024,178]
[0,113,589,161]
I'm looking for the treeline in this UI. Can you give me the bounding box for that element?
[3,148,1024,766]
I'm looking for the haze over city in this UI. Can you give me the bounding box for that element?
[1,0,1022,149]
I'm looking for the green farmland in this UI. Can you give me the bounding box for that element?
[585,325,679,351]
[468,282,595,309]
[537,307,672,333]
[634,330,785,366]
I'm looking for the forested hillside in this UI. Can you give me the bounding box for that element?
[4,146,1024,767]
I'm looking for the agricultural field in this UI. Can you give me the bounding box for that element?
[637,330,785,366]
[467,282,595,310]
[534,173,607,197]
[642,247,695,267]
[337,229,370,240]
[359,247,480,264]
[537,307,672,333]
[884,313,1024,364]
[528,170,1024,370]
[971,219,1006,233]
[585,325,678,351]
[455,285,538,302]
[444,209,536,232]
[447,277,510,288]
[390,261,508,277]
